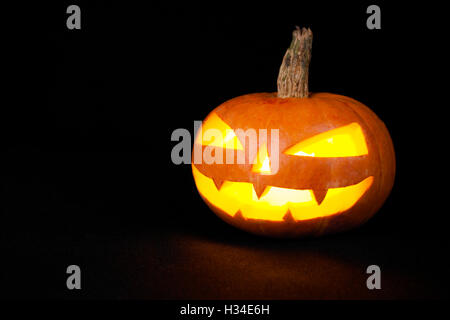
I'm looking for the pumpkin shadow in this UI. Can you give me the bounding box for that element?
[157,202,439,299]
[164,216,425,299]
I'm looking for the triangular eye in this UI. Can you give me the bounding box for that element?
[284,123,368,157]
[194,113,244,150]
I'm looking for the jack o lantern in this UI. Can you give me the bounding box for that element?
[192,28,395,238]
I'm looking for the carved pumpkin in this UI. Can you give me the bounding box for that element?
[192,28,395,237]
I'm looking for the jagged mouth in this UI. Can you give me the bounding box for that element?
[192,166,373,222]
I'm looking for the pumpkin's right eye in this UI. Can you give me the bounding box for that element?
[284,122,369,157]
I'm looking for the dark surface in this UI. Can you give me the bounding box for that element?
[2,211,449,299]
[1,1,448,300]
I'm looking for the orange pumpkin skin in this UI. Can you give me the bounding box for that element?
[192,92,395,238]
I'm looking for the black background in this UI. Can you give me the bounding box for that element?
[1,0,448,303]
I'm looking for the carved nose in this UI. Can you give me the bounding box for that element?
[251,144,272,175]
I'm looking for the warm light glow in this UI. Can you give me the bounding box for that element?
[251,144,272,174]
[284,122,368,157]
[193,166,373,221]
[194,113,243,150]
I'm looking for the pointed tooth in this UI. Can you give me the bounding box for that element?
[253,183,269,199]
[233,210,246,221]
[283,209,296,223]
[312,189,328,205]
[212,177,225,191]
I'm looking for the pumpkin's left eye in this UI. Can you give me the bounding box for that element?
[194,112,244,150]
[284,122,368,157]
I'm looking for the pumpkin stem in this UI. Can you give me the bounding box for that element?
[277,27,313,98]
